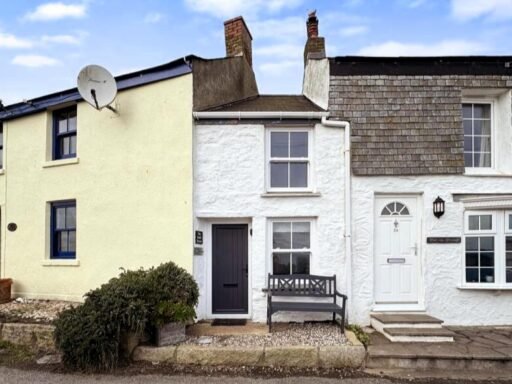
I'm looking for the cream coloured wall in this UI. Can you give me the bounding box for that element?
[0,74,193,301]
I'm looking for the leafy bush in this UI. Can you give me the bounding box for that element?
[346,324,370,347]
[54,261,199,371]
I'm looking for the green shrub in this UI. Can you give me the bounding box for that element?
[346,324,370,347]
[54,261,199,372]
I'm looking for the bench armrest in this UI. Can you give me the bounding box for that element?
[335,291,347,300]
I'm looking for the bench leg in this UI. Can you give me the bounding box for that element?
[269,313,272,333]
[332,312,336,323]
[341,311,346,333]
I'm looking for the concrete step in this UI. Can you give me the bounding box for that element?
[382,327,455,343]
[371,313,443,326]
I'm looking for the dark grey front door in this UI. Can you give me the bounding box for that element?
[212,224,248,314]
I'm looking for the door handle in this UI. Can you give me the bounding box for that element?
[387,258,406,264]
[411,243,418,256]
[223,283,238,287]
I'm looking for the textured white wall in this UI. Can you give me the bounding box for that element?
[352,175,512,326]
[193,123,345,322]
[303,59,329,111]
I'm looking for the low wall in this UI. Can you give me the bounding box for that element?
[0,322,55,352]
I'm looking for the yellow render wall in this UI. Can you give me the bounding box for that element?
[1,74,193,301]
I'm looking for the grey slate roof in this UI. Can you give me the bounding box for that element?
[204,95,325,112]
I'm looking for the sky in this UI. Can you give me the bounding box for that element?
[1,0,512,105]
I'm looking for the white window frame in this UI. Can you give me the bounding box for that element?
[463,210,511,287]
[462,99,495,172]
[266,128,313,193]
[268,218,314,275]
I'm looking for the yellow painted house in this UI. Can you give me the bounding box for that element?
[0,38,258,300]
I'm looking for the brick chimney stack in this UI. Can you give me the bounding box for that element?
[224,16,253,67]
[304,10,325,66]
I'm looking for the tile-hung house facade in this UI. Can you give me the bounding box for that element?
[192,17,348,321]
[303,14,512,325]
[0,29,259,300]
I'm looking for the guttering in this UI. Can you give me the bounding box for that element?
[321,117,352,323]
[193,111,329,120]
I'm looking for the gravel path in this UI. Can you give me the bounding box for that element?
[184,323,347,347]
[0,299,75,323]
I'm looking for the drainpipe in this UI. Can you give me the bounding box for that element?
[321,117,352,323]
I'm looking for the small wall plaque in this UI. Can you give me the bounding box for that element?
[193,247,204,256]
[195,230,203,245]
[427,237,461,244]
[7,223,17,232]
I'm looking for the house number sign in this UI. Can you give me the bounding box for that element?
[426,237,461,244]
[195,231,203,245]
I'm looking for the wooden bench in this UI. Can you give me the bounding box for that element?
[267,274,347,332]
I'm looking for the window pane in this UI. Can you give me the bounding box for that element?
[462,104,472,119]
[273,253,290,275]
[466,237,478,251]
[68,114,77,132]
[56,207,66,229]
[468,215,479,230]
[480,216,492,230]
[292,222,310,249]
[463,120,472,135]
[58,118,68,134]
[70,135,77,155]
[480,268,494,283]
[292,252,310,274]
[0,149,3,169]
[507,254,512,267]
[466,268,478,283]
[68,231,76,252]
[473,120,490,136]
[474,152,491,167]
[465,253,478,267]
[66,206,76,229]
[59,231,68,252]
[473,136,491,152]
[289,162,308,188]
[290,132,308,158]
[464,137,473,152]
[509,215,512,230]
[507,236,512,252]
[61,137,70,156]
[473,104,490,119]
[270,162,288,188]
[480,252,494,267]
[273,222,291,249]
[464,153,473,167]
[270,132,288,157]
[507,269,512,283]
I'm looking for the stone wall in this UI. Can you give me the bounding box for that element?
[0,322,55,351]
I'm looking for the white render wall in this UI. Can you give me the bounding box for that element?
[352,175,512,326]
[193,122,345,322]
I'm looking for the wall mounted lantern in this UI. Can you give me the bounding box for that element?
[433,196,445,218]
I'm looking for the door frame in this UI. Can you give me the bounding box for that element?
[372,193,425,312]
[205,218,252,319]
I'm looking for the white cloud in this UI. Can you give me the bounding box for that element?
[259,59,302,76]
[357,40,485,56]
[12,55,61,67]
[0,33,33,49]
[41,34,81,45]
[452,0,512,21]
[339,25,368,37]
[254,43,303,58]
[144,12,165,23]
[24,2,87,21]
[249,17,304,41]
[184,0,303,18]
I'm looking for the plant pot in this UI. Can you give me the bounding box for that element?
[0,279,13,304]
[156,322,186,347]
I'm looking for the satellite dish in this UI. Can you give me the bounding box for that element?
[77,65,117,112]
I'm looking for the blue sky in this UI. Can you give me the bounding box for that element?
[1,0,512,105]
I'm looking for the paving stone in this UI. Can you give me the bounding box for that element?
[318,345,365,368]
[176,346,263,366]
[263,346,318,367]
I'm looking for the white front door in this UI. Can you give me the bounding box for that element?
[374,196,420,304]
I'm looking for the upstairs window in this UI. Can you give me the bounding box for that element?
[0,123,3,169]
[463,103,492,168]
[268,129,311,191]
[53,106,77,160]
[51,201,76,259]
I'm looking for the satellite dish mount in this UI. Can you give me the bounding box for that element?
[77,65,118,114]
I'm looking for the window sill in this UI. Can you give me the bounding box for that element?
[457,285,512,291]
[261,192,322,198]
[464,168,507,177]
[41,259,80,267]
[43,157,79,168]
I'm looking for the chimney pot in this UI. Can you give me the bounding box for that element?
[307,10,319,38]
[304,10,325,66]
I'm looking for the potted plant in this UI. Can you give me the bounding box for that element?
[0,278,13,304]
[154,301,195,347]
